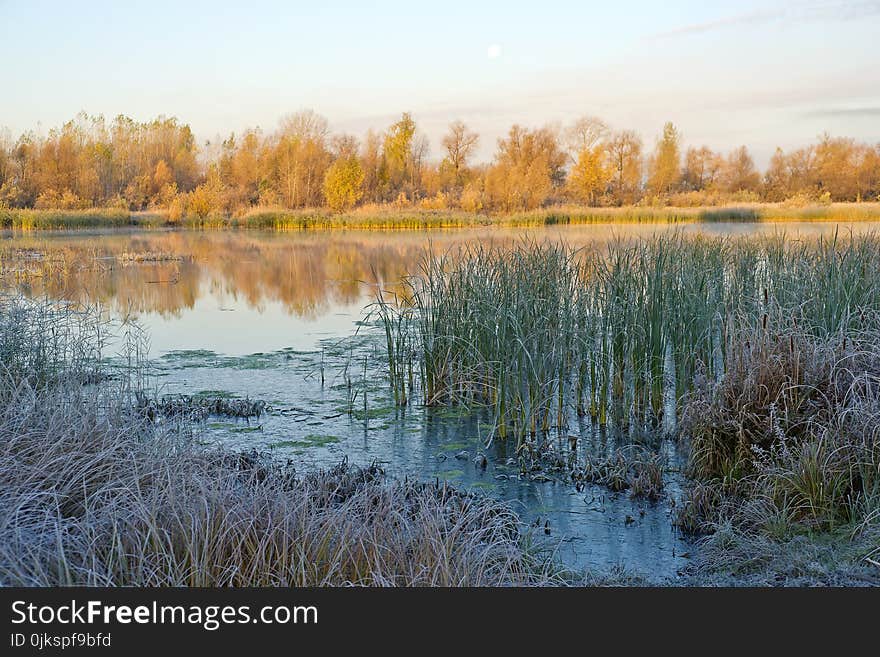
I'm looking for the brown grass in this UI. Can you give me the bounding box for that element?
[0,381,555,586]
[579,446,665,500]
[677,317,880,538]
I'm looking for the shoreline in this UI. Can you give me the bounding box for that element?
[3,202,880,232]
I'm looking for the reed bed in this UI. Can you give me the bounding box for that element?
[509,202,880,225]
[0,295,109,389]
[373,231,880,445]
[375,231,880,552]
[189,207,486,230]
[4,202,880,232]
[147,202,880,230]
[0,208,136,230]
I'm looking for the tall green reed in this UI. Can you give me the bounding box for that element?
[374,231,880,444]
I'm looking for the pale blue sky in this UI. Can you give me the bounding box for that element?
[1,0,878,164]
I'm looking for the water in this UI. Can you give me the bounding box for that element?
[3,222,875,579]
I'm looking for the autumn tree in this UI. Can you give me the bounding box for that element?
[855,144,880,201]
[409,133,430,199]
[331,133,359,159]
[647,122,681,196]
[219,129,264,208]
[763,148,791,201]
[381,113,417,201]
[606,130,643,205]
[813,135,862,200]
[359,130,383,203]
[269,110,331,208]
[564,116,609,205]
[6,134,38,206]
[682,146,722,192]
[440,120,479,190]
[567,145,609,205]
[104,114,199,208]
[187,164,224,218]
[0,130,11,205]
[787,147,818,196]
[153,159,173,189]
[720,146,760,193]
[484,125,566,211]
[323,155,364,212]
[0,113,197,209]
[566,116,609,157]
[6,110,880,213]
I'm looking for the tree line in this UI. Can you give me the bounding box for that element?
[1,111,878,216]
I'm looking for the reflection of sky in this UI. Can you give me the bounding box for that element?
[2,1,879,166]
[135,292,369,357]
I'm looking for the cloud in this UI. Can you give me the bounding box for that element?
[651,1,880,38]
[654,9,784,37]
[802,106,880,118]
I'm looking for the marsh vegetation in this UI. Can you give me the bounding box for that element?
[2,225,879,585]
[372,232,880,581]
[6,203,880,232]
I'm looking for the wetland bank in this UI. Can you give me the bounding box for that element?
[2,223,879,586]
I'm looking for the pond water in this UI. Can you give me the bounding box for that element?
[3,221,877,580]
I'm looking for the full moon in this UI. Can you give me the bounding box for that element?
[487,44,502,59]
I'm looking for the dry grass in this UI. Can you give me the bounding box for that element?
[681,321,845,482]
[0,392,552,585]
[681,521,880,586]
[677,319,880,544]
[579,447,665,500]
[0,380,556,586]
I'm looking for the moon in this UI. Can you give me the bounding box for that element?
[487,44,502,59]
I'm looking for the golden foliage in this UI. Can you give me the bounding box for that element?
[322,156,365,212]
[2,111,879,218]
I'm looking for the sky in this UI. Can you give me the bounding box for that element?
[1,0,879,165]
